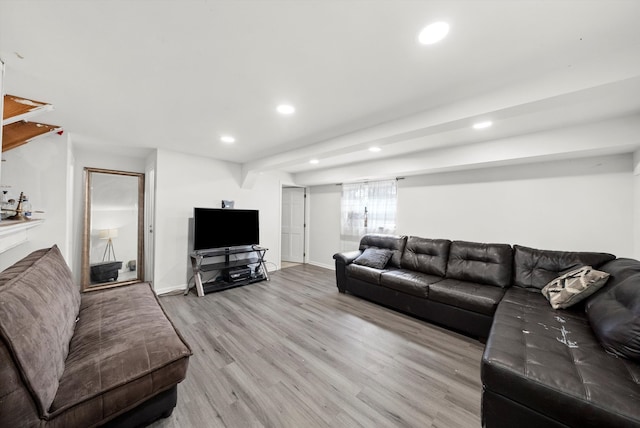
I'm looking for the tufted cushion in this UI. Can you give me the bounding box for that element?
[400,236,451,277]
[446,241,513,288]
[353,248,393,269]
[513,245,615,290]
[346,264,385,284]
[430,279,506,315]
[380,269,442,298]
[0,245,80,416]
[586,273,640,360]
[359,234,407,268]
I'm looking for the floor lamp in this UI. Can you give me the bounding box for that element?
[99,228,118,262]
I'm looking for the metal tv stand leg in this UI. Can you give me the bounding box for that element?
[187,254,205,297]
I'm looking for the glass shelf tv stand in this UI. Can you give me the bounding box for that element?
[186,246,269,297]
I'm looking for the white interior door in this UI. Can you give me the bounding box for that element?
[281,187,305,263]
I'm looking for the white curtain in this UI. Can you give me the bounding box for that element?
[340,179,397,250]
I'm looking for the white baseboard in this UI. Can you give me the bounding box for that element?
[155,283,187,296]
[307,261,335,270]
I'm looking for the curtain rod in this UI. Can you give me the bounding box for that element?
[336,177,405,186]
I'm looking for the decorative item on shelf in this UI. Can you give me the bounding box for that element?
[0,190,9,221]
[21,195,32,218]
[99,228,119,262]
[5,192,27,221]
[0,198,16,220]
[0,192,43,221]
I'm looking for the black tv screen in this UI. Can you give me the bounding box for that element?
[193,208,259,251]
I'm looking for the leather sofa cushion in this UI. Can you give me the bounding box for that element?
[0,245,81,416]
[429,279,506,315]
[48,283,192,426]
[500,286,585,319]
[586,270,640,360]
[483,287,640,427]
[346,264,386,284]
[513,244,615,290]
[380,269,442,298]
[360,234,407,268]
[400,236,451,277]
[446,241,513,288]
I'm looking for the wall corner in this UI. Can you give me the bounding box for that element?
[633,150,640,259]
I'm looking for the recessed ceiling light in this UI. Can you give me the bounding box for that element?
[220,135,236,143]
[472,121,493,130]
[309,159,319,164]
[277,104,295,115]
[369,147,382,152]
[418,21,450,45]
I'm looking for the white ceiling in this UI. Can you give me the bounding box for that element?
[2,1,640,185]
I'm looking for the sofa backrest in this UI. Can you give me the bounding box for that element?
[446,241,513,288]
[597,258,640,289]
[0,245,81,416]
[513,244,616,290]
[585,258,640,360]
[360,234,407,268]
[401,236,451,277]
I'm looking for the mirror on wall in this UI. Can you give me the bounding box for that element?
[81,167,144,292]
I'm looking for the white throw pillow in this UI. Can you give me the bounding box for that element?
[541,265,610,309]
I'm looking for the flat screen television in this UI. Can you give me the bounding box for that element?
[193,208,260,251]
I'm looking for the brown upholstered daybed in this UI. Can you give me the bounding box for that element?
[0,245,192,427]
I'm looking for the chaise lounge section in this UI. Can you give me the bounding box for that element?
[482,255,640,427]
[0,245,192,427]
[334,233,640,427]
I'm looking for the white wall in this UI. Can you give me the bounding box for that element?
[153,149,292,294]
[398,154,633,257]
[0,134,72,271]
[306,154,635,269]
[634,150,640,259]
[307,184,342,269]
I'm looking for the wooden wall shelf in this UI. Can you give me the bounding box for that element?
[2,121,62,152]
[2,94,61,152]
[3,95,54,125]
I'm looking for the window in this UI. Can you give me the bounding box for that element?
[340,179,397,247]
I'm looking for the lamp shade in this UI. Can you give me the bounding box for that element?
[99,228,118,240]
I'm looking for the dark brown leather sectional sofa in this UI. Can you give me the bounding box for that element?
[0,245,192,427]
[333,233,640,427]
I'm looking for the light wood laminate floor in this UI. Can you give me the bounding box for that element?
[152,264,484,428]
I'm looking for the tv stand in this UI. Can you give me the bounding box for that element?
[186,246,269,297]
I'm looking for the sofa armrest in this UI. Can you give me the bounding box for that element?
[333,250,362,292]
[333,250,362,265]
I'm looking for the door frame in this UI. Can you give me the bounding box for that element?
[144,163,155,284]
